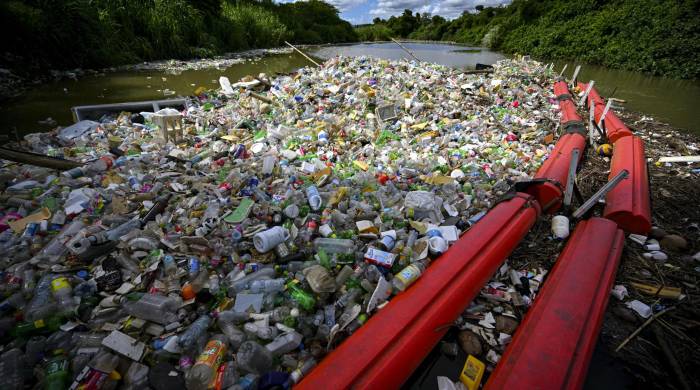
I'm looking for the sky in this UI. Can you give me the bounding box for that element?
[277,0,512,25]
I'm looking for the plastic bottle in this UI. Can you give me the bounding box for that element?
[122,294,180,324]
[25,274,53,321]
[44,350,69,390]
[236,341,273,374]
[162,255,178,277]
[178,315,212,352]
[185,334,228,390]
[265,331,303,356]
[249,278,286,294]
[228,267,276,294]
[551,215,570,239]
[209,274,220,295]
[51,276,74,310]
[313,238,355,254]
[392,260,427,292]
[217,311,247,348]
[0,348,26,389]
[290,358,317,384]
[182,268,209,300]
[306,185,322,210]
[287,282,315,311]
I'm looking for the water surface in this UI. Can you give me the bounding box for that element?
[0,43,697,137]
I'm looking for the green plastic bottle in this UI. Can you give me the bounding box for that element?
[44,350,69,390]
[287,282,315,311]
[11,315,64,338]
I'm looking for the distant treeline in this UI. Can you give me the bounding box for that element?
[357,0,700,79]
[0,0,356,74]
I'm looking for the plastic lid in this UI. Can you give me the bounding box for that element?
[181,284,196,300]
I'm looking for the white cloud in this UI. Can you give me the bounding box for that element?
[326,0,368,12]
[370,0,511,20]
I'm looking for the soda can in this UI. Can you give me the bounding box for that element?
[188,258,200,276]
[233,144,246,159]
[275,242,290,258]
[379,234,396,251]
[22,222,39,239]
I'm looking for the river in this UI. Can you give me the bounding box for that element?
[0,42,698,137]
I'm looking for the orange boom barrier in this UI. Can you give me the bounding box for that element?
[485,218,624,390]
[603,135,652,234]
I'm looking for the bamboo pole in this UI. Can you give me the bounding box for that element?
[285,41,321,67]
[390,38,421,62]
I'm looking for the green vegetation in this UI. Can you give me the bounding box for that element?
[362,0,700,79]
[0,0,356,74]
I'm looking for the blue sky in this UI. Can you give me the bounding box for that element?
[277,0,512,25]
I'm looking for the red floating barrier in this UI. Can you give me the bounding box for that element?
[525,133,586,213]
[579,82,605,109]
[485,217,624,390]
[604,135,652,234]
[578,82,632,143]
[601,111,634,144]
[296,194,541,390]
[553,81,571,99]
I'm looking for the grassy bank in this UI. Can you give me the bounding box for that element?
[0,0,356,76]
[360,0,700,79]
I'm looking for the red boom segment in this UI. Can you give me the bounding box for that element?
[525,133,586,213]
[296,194,541,390]
[485,217,624,390]
[604,136,652,234]
[578,82,632,143]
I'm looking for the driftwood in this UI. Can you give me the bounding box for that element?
[0,147,82,171]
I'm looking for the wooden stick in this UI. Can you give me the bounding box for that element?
[249,92,272,104]
[390,38,421,62]
[652,324,692,390]
[462,69,493,75]
[285,41,321,67]
[615,306,674,352]
[0,147,82,171]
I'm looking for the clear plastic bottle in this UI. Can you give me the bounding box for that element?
[178,315,212,352]
[265,331,303,356]
[249,278,286,294]
[25,274,53,321]
[228,268,276,294]
[123,294,180,324]
[290,358,317,384]
[236,341,273,374]
[185,334,228,390]
[313,238,355,254]
[182,268,209,300]
[50,277,74,310]
[0,348,26,389]
[217,311,247,348]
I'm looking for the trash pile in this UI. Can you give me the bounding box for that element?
[0,55,559,389]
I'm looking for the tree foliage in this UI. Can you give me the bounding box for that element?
[360,0,700,79]
[0,0,357,74]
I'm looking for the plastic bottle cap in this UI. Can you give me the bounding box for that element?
[181,284,196,300]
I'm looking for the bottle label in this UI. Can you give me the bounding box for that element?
[396,265,420,286]
[196,340,226,368]
[51,277,70,292]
